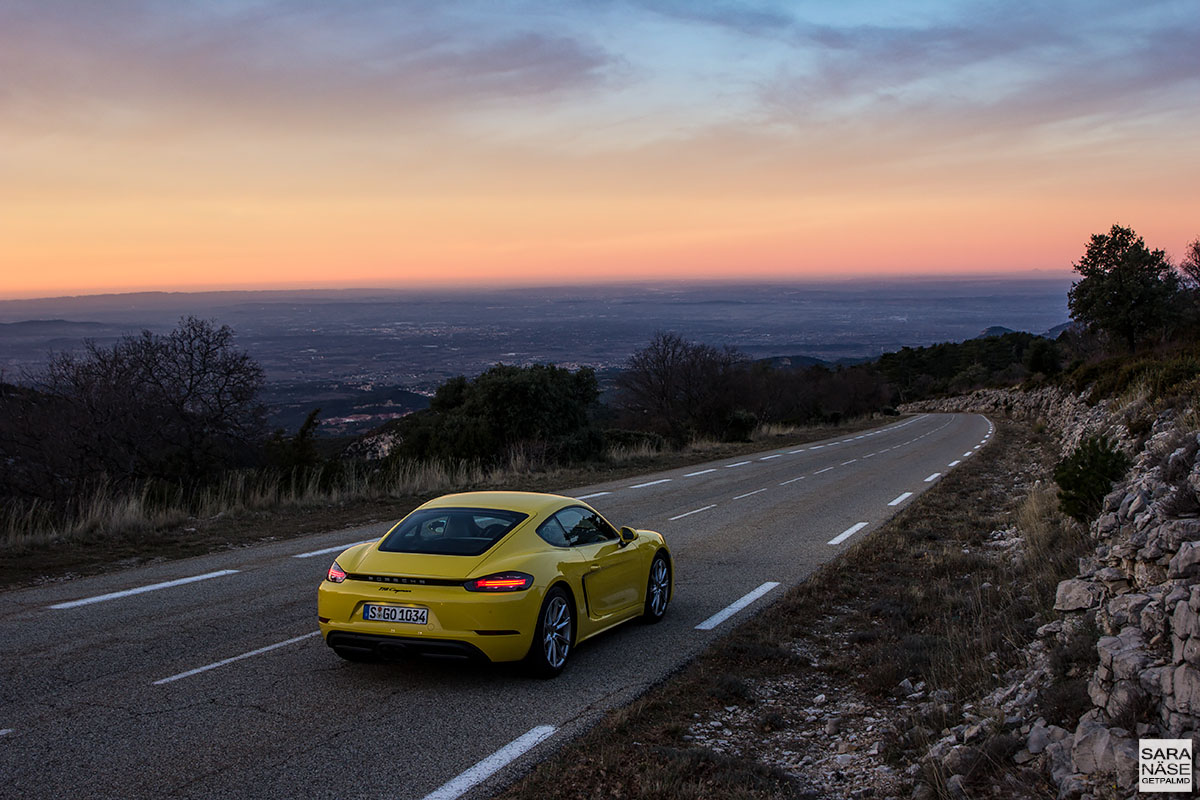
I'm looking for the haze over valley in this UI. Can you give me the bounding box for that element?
[0,277,1071,433]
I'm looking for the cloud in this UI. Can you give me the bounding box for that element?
[747,1,1200,155]
[0,2,614,136]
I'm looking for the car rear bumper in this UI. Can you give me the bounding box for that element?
[318,580,539,662]
[325,631,490,661]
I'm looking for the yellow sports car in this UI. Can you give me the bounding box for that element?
[317,491,672,676]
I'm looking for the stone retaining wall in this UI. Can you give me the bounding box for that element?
[904,387,1200,798]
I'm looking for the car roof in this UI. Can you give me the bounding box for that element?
[419,491,579,516]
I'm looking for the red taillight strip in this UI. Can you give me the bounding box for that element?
[475,579,527,588]
[464,572,534,592]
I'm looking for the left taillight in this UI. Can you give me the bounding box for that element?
[463,572,534,592]
[327,561,347,583]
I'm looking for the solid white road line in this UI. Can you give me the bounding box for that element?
[733,488,767,500]
[924,473,941,482]
[574,492,612,500]
[669,505,716,521]
[421,725,557,800]
[684,468,717,477]
[293,540,376,559]
[888,492,913,506]
[779,476,806,485]
[49,570,241,610]
[630,479,671,488]
[759,454,782,460]
[949,459,961,466]
[814,466,834,474]
[695,582,781,630]
[828,522,869,545]
[153,632,320,685]
[724,461,751,468]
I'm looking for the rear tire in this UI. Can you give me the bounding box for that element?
[641,553,671,623]
[526,587,573,678]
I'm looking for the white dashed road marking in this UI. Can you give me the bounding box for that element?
[574,492,612,500]
[814,466,834,474]
[828,522,869,545]
[669,505,716,521]
[724,461,751,468]
[888,492,913,506]
[421,725,557,800]
[779,476,805,485]
[695,582,781,631]
[733,488,767,500]
[924,473,941,482]
[49,570,241,610]
[153,632,320,685]
[684,469,716,477]
[294,540,376,559]
[630,479,671,489]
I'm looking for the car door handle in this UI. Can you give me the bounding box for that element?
[589,564,601,571]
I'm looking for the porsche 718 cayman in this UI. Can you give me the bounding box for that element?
[317,491,672,676]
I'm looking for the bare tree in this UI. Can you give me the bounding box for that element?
[616,332,746,443]
[0,317,265,503]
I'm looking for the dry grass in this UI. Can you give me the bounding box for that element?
[1,413,899,584]
[1,456,516,550]
[605,440,663,463]
[752,421,801,438]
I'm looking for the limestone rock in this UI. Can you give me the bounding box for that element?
[1172,665,1200,714]
[1070,710,1137,777]
[1168,541,1200,579]
[1056,579,1103,612]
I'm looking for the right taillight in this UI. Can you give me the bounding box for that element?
[464,572,534,592]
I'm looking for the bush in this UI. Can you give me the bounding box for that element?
[1053,436,1132,523]
[723,409,757,442]
[393,364,603,465]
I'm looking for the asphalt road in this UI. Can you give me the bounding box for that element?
[0,412,993,800]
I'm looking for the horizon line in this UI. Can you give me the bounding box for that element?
[0,270,1078,304]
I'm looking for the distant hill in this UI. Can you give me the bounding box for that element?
[975,326,1017,339]
[1044,322,1074,338]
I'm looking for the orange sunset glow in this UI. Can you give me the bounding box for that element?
[1,2,1197,299]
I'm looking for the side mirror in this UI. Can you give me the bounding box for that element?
[619,526,638,546]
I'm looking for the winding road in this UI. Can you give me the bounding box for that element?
[0,412,992,799]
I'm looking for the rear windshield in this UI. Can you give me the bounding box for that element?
[378,507,528,556]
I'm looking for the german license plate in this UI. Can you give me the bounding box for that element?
[363,604,428,624]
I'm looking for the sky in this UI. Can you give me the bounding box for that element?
[1,0,1197,298]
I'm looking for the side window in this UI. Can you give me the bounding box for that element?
[536,516,570,548]
[551,507,618,546]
